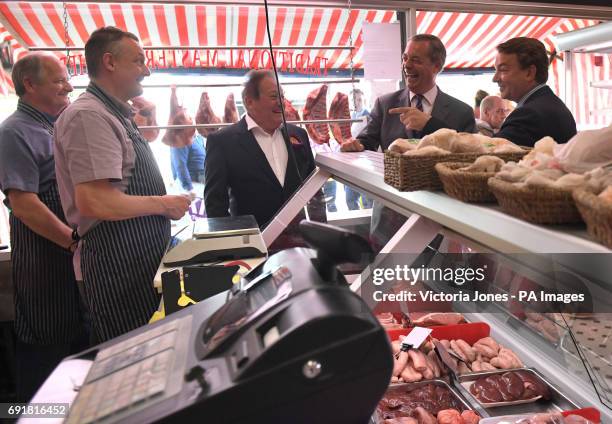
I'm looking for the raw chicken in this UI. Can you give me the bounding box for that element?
[552,173,587,190]
[554,125,612,173]
[417,128,458,151]
[389,138,418,153]
[402,146,450,156]
[461,155,505,173]
[453,133,488,154]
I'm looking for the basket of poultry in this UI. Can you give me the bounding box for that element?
[435,156,506,203]
[384,129,528,192]
[573,187,612,248]
[487,134,612,225]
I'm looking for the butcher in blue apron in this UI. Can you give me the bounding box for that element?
[54,27,190,342]
[0,53,85,400]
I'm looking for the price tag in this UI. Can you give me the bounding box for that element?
[401,326,432,349]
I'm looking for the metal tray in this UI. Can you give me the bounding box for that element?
[371,379,474,423]
[457,368,578,417]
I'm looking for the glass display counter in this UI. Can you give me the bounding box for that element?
[264,150,612,421]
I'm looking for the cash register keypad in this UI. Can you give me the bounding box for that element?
[65,316,192,424]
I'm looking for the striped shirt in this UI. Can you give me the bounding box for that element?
[517,83,547,108]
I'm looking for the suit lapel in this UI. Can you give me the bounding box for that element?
[282,125,301,191]
[398,90,412,138]
[431,88,451,126]
[236,118,282,188]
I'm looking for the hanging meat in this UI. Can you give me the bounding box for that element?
[303,85,330,145]
[161,86,195,148]
[328,92,352,143]
[223,93,239,124]
[131,96,159,142]
[282,98,301,122]
[195,91,222,137]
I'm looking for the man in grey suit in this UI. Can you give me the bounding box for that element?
[342,34,476,152]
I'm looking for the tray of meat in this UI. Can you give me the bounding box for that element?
[459,368,577,416]
[387,321,485,345]
[391,342,446,384]
[378,312,409,330]
[478,407,599,424]
[389,323,526,375]
[373,380,480,424]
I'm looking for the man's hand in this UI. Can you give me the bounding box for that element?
[340,138,365,152]
[161,194,191,220]
[388,107,431,131]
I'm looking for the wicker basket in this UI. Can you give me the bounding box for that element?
[384,149,528,192]
[488,177,583,224]
[435,162,497,203]
[573,189,612,248]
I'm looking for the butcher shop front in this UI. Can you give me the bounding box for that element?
[0,1,612,423]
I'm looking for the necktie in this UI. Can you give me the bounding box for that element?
[413,94,424,112]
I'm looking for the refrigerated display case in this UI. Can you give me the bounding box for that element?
[264,150,612,422]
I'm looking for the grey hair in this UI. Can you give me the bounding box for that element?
[409,34,446,69]
[241,69,277,106]
[12,53,49,97]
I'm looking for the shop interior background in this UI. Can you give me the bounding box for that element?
[0,3,610,244]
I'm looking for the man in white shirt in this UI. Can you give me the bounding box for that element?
[204,70,316,227]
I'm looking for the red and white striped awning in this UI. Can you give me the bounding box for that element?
[0,3,607,126]
[0,3,599,70]
[0,24,20,95]
[0,3,396,70]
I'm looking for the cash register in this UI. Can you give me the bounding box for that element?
[59,221,393,424]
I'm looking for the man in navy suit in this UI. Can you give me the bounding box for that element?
[341,34,476,152]
[493,37,576,147]
[204,70,315,228]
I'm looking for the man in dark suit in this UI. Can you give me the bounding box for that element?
[493,37,576,147]
[204,70,315,228]
[341,34,475,152]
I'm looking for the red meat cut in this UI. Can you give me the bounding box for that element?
[161,86,195,148]
[195,92,222,137]
[283,98,301,122]
[303,85,329,145]
[223,93,239,124]
[328,92,351,143]
[132,96,159,142]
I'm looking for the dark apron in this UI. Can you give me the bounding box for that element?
[80,85,169,342]
[10,183,82,345]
